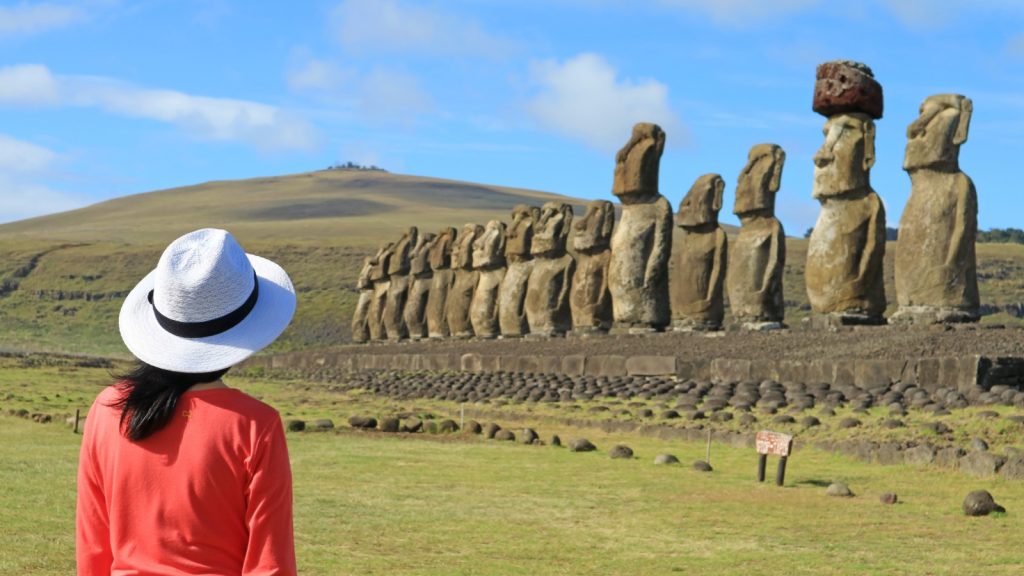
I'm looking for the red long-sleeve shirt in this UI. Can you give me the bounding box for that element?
[76,385,297,575]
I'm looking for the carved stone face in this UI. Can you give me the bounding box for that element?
[386,226,417,275]
[813,113,875,199]
[612,122,666,204]
[735,144,784,215]
[452,224,483,270]
[573,200,615,252]
[678,173,724,228]
[505,204,539,258]
[369,242,394,281]
[904,94,971,172]
[357,256,374,289]
[410,232,435,276]
[472,220,507,269]
[532,202,573,257]
[428,227,456,270]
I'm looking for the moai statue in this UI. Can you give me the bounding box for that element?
[350,255,376,343]
[728,144,787,329]
[570,200,615,335]
[426,227,457,339]
[671,174,728,331]
[404,231,436,339]
[806,61,887,325]
[525,202,575,337]
[383,226,416,341]
[608,122,673,333]
[893,94,978,324]
[470,220,508,339]
[498,205,540,337]
[446,223,484,339]
[367,242,394,340]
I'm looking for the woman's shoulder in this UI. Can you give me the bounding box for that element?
[190,387,281,423]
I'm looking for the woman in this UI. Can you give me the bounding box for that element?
[77,228,298,575]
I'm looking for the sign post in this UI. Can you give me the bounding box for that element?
[755,430,793,487]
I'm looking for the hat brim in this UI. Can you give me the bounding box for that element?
[119,254,296,373]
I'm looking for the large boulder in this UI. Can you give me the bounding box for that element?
[569,438,597,452]
[609,445,634,459]
[962,490,1005,516]
[348,416,378,430]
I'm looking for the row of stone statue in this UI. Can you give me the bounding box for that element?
[351,59,979,342]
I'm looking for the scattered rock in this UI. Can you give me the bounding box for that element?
[610,445,634,459]
[654,454,680,465]
[286,419,306,432]
[970,438,989,452]
[801,416,821,427]
[999,455,1024,480]
[962,490,1005,516]
[519,428,539,445]
[484,423,501,439]
[960,451,1005,477]
[569,438,597,452]
[551,434,562,447]
[464,420,483,434]
[904,444,936,466]
[379,417,400,433]
[309,419,335,431]
[882,419,905,429]
[922,421,951,435]
[493,429,516,441]
[826,483,854,497]
[879,493,898,505]
[348,416,378,429]
[977,410,1000,419]
[437,419,459,433]
[400,418,423,433]
[692,460,713,472]
[838,417,861,429]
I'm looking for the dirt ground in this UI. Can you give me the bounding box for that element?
[331,323,1024,361]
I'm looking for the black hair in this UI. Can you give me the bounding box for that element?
[109,362,229,441]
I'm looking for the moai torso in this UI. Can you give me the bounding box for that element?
[894,94,978,323]
[727,144,787,326]
[367,242,394,340]
[608,122,672,332]
[470,220,508,339]
[525,202,575,336]
[446,224,483,338]
[426,227,457,339]
[806,61,887,324]
[498,205,539,337]
[570,200,615,334]
[672,174,727,330]
[383,227,416,341]
[351,256,375,343]
[404,232,435,339]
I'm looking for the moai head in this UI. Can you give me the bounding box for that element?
[531,202,573,257]
[357,256,374,289]
[812,113,875,199]
[573,200,615,253]
[387,226,418,275]
[612,122,666,205]
[452,223,484,270]
[472,220,507,270]
[735,144,785,216]
[410,232,436,276]
[428,227,457,270]
[505,204,541,259]
[369,242,394,281]
[904,94,972,172]
[678,173,724,228]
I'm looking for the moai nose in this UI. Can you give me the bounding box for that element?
[813,148,833,168]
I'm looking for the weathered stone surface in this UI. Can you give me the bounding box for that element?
[654,454,680,465]
[383,227,416,341]
[519,428,539,445]
[379,417,400,433]
[672,173,727,330]
[729,145,787,326]
[904,444,936,466]
[525,202,575,336]
[692,460,713,472]
[826,482,854,497]
[309,419,335,430]
[571,200,615,334]
[499,205,540,337]
[367,242,394,340]
[962,490,1005,516]
[446,223,484,338]
[484,422,501,439]
[893,94,978,324]
[494,429,516,441]
[351,256,375,343]
[464,420,483,434]
[569,438,597,452]
[426,227,457,339]
[404,231,435,340]
[610,444,634,459]
[879,493,898,505]
[609,122,672,332]
[625,356,677,377]
[286,419,306,432]
[813,60,883,119]
[960,451,1005,477]
[470,220,507,339]
[806,111,887,323]
[348,415,378,429]
[999,455,1024,480]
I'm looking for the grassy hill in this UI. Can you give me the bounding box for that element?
[0,168,1022,358]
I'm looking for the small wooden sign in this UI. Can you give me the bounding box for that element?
[756,430,793,457]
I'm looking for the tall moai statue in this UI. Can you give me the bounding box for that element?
[525,202,575,337]
[446,223,484,338]
[350,255,376,343]
[367,241,394,340]
[729,144,787,329]
[893,94,978,324]
[570,200,615,335]
[404,231,436,339]
[499,205,540,337]
[806,61,887,325]
[426,227,457,339]
[470,220,508,339]
[383,226,416,341]
[671,174,728,331]
[609,122,673,333]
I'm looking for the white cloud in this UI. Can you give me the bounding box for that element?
[0,64,319,152]
[877,0,1024,28]
[0,2,85,38]
[0,135,85,224]
[0,134,59,173]
[287,56,350,93]
[526,53,681,152]
[330,0,515,58]
[658,0,819,26]
[358,68,433,125]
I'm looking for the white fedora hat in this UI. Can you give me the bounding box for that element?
[119,228,296,373]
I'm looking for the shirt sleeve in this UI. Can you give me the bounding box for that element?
[76,402,113,575]
[242,417,297,576]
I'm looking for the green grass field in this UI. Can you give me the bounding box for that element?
[3,360,1024,575]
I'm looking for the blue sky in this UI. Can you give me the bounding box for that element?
[1,0,1023,234]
